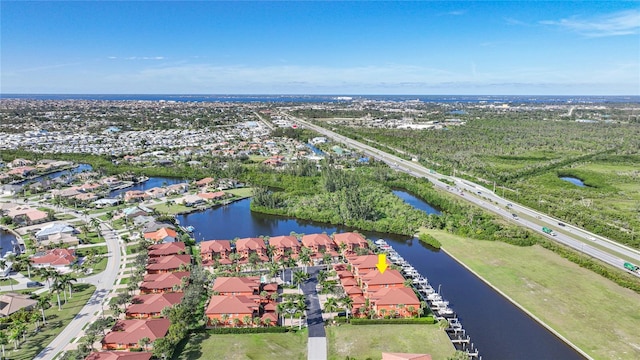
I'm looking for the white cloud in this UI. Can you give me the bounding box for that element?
[540,9,640,37]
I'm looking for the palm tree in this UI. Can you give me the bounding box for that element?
[61,273,77,299]
[292,270,309,290]
[263,318,272,327]
[419,301,427,318]
[221,313,230,326]
[298,246,312,273]
[8,325,20,350]
[138,337,151,351]
[323,297,339,319]
[0,330,7,358]
[232,318,241,328]
[340,296,353,321]
[407,305,416,318]
[209,317,220,328]
[242,315,251,327]
[379,308,387,319]
[52,278,65,310]
[316,270,329,284]
[295,298,307,330]
[37,294,51,324]
[15,255,32,278]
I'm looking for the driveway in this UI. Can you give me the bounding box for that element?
[300,266,325,337]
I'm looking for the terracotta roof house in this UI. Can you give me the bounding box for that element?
[361,269,406,294]
[268,235,301,261]
[0,293,37,317]
[102,319,170,350]
[145,187,168,199]
[124,190,149,203]
[5,207,48,225]
[236,237,269,263]
[200,240,232,266]
[148,242,186,258]
[196,191,228,200]
[212,277,261,297]
[333,232,369,255]
[140,271,189,294]
[347,254,380,278]
[30,248,77,271]
[143,227,177,244]
[85,351,152,360]
[146,254,191,274]
[125,293,185,319]
[370,287,421,318]
[382,353,432,360]
[350,295,367,316]
[301,234,339,259]
[205,295,258,327]
[195,177,215,187]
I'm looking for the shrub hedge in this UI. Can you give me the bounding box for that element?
[206,326,290,334]
[350,317,436,325]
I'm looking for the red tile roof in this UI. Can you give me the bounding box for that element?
[143,227,177,242]
[361,269,405,286]
[382,353,432,360]
[212,277,260,294]
[347,254,379,269]
[31,248,76,266]
[236,237,266,251]
[146,255,191,272]
[301,233,333,247]
[268,235,300,249]
[102,319,170,346]
[125,293,184,316]
[205,295,258,315]
[140,272,189,291]
[195,177,215,186]
[370,287,420,306]
[148,242,186,257]
[85,352,153,360]
[333,232,368,246]
[197,191,226,200]
[200,240,231,253]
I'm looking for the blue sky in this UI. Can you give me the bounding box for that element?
[1,1,639,95]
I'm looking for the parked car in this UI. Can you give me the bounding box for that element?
[558,222,566,227]
[27,281,44,288]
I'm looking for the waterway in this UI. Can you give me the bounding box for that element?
[0,229,19,257]
[560,176,586,187]
[109,176,188,198]
[178,191,584,359]
[15,163,93,185]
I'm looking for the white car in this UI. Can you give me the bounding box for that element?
[588,236,596,241]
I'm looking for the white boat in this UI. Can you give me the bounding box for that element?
[374,239,387,246]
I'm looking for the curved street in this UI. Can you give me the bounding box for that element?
[286,112,640,277]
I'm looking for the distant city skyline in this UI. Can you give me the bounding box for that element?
[1,1,639,95]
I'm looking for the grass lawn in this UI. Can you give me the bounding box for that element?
[149,202,192,215]
[173,330,307,360]
[326,324,455,360]
[4,284,96,360]
[0,277,19,286]
[225,187,253,198]
[423,229,640,360]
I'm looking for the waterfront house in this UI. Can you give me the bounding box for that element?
[125,293,184,319]
[196,191,228,201]
[235,237,269,263]
[85,351,152,360]
[360,269,406,294]
[333,232,369,255]
[148,242,186,257]
[200,240,232,266]
[5,207,48,225]
[101,318,170,350]
[139,271,189,294]
[301,233,339,259]
[268,235,301,261]
[124,190,149,203]
[145,254,191,274]
[369,287,421,318]
[195,177,215,188]
[178,194,206,207]
[143,227,177,244]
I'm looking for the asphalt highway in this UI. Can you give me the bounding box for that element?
[287,113,640,278]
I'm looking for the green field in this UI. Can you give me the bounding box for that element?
[173,330,307,360]
[225,187,254,198]
[149,202,193,215]
[423,229,640,360]
[3,284,96,360]
[326,324,455,360]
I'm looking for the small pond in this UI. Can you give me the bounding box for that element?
[560,177,586,187]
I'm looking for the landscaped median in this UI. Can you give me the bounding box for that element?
[422,228,640,360]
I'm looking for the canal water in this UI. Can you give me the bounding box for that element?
[109,177,188,198]
[16,163,93,185]
[179,191,585,360]
[0,230,18,257]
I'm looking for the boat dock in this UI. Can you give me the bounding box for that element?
[374,239,482,360]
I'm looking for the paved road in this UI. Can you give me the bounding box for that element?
[300,266,327,360]
[35,221,123,359]
[287,113,640,277]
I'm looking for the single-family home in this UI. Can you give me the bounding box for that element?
[35,223,76,241]
[143,227,177,244]
[30,248,77,271]
[0,293,37,317]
